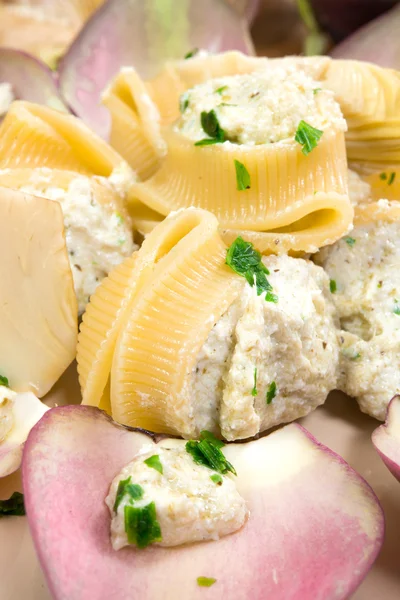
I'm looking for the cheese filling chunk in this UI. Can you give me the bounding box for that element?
[193,256,340,440]
[13,170,137,313]
[178,66,346,146]
[0,82,13,117]
[106,446,248,550]
[316,215,400,420]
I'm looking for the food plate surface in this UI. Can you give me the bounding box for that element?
[0,365,399,600]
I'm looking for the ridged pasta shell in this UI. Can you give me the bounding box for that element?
[322,60,400,167]
[0,101,129,176]
[130,126,351,245]
[102,68,166,180]
[111,208,244,438]
[77,209,216,413]
[363,170,400,201]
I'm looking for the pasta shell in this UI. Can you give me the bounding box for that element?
[0,101,129,177]
[111,208,244,437]
[102,68,166,180]
[363,170,400,201]
[354,200,400,226]
[130,126,351,245]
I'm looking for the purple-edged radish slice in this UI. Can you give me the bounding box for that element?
[0,389,49,478]
[58,0,254,137]
[0,49,68,113]
[23,405,384,600]
[331,4,400,69]
[372,396,400,482]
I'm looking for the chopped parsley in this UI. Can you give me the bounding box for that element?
[313,88,322,95]
[0,373,8,387]
[380,172,387,180]
[234,159,251,191]
[144,454,163,475]
[345,237,356,247]
[195,109,226,146]
[179,92,190,113]
[377,281,383,288]
[226,237,278,302]
[330,279,337,293]
[210,474,223,485]
[215,85,228,95]
[266,381,277,405]
[197,577,217,587]
[388,172,396,186]
[394,302,400,316]
[115,211,124,224]
[184,48,198,59]
[294,120,323,156]
[0,492,25,517]
[186,431,236,476]
[251,367,258,396]
[113,477,144,512]
[124,502,162,549]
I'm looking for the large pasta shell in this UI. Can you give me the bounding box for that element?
[0,101,131,178]
[102,68,166,180]
[111,208,244,437]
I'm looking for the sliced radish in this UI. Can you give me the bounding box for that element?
[372,396,400,482]
[0,49,68,112]
[0,390,49,478]
[58,0,254,137]
[23,405,384,600]
[331,4,400,69]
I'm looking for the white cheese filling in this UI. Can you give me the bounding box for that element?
[106,446,247,550]
[0,386,16,443]
[192,255,339,440]
[177,66,346,146]
[13,170,137,313]
[347,169,371,206]
[316,215,400,420]
[0,82,14,117]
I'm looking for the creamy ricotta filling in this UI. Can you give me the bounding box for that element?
[316,215,400,420]
[0,386,16,443]
[0,82,14,117]
[192,255,339,440]
[347,169,371,206]
[14,170,137,313]
[106,446,247,550]
[178,66,346,146]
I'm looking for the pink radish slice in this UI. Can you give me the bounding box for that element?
[372,396,400,482]
[0,48,68,111]
[331,4,400,69]
[58,0,254,138]
[23,405,384,600]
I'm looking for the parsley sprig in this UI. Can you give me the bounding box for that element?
[226,237,278,302]
[295,120,323,155]
[195,109,226,146]
[186,430,236,476]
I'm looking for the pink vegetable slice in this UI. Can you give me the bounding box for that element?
[58,0,254,137]
[23,405,384,600]
[372,396,400,482]
[0,48,67,112]
[331,4,400,69]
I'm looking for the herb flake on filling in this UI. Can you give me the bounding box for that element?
[266,381,277,405]
[186,430,236,476]
[124,502,162,549]
[0,373,8,387]
[251,367,258,396]
[195,109,226,146]
[144,454,163,475]
[226,237,278,303]
[294,120,323,156]
[113,477,144,512]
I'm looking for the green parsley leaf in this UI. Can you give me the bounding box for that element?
[388,172,396,186]
[266,381,277,405]
[186,437,236,476]
[179,92,189,113]
[294,120,323,156]
[394,305,400,316]
[115,212,124,224]
[113,477,144,512]
[215,85,228,95]
[380,172,387,180]
[226,236,277,302]
[330,279,337,293]
[194,138,223,147]
[234,159,251,191]
[210,474,223,485]
[0,492,25,517]
[124,502,162,549]
[200,430,224,449]
[184,48,198,59]
[144,454,163,475]
[200,109,225,141]
[197,577,217,587]
[251,367,258,396]
[313,88,322,95]
[377,281,383,288]
[0,374,8,387]
[345,237,356,246]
